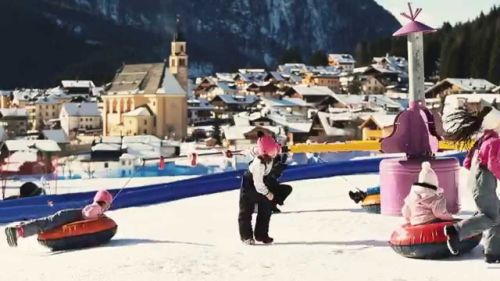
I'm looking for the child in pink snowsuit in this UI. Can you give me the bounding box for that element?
[402,162,454,225]
[4,190,113,247]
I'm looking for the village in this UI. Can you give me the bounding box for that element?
[0,21,499,183]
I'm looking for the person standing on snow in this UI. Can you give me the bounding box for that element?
[248,132,292,213]
[4,190,113,247]
[444,106,500,263]
[238,134,281,245]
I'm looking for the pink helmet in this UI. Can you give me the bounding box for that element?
[257,134,280,158]
[94,190,113,204]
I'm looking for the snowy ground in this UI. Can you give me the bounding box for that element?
[1,169,500,281]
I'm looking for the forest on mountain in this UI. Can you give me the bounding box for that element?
[355,6,500,84]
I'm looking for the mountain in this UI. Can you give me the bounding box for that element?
[0,0,400,88]
[355,6,500,84]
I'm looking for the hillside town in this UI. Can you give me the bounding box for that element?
[0,22,499,178]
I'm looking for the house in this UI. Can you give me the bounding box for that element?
[359,114,397,140]
[188,99,214,125]
[222,125,281,150]
[25,88,73,132]
[61,80,95,97]
[309,111,360,142]
[11,89,44,108]
[284,85,335,105]
[0,91,12,108]
[328,54,356,71]
[102,21,188,140]
[372,54,408,73]
[261,97,314,117]
[0,108,28,138]
[60,103,102,137]
[303,72,341,91]
[41,129,70,150]
[425,78,497,99]
[210,94,259,117]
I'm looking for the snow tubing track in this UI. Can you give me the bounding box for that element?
[37,216,117,251]
[389,220,481,259]
[0,153,466,223]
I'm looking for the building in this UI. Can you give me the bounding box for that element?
[188,99,214,125]
[359,114,397,140]
[328,54,356,71]
[102,21,188,140]
[425,78,497,99]
[0,108,28,138]
[210,94,258,117]
[309,111,359,142]
[60,103,102,137]
[61,80,95,97]
[0,91,12,108]
[284,85,336,105]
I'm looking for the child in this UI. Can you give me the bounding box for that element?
[248,132,292,213]
[4,190,113,247]
[401,162,454,225]
[239,134,280,245]
[444,106,500,263]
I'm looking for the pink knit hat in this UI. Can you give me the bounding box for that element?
[257,134,280,158]
[94,190,113,204]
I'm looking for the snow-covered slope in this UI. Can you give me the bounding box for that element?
[1,170,499,281]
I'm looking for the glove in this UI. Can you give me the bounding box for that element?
[281,146,289,153]
[266,192,274,201]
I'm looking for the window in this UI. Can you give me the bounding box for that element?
[45,112,48,116]
[52,105,55,109]
[19,122,24,125]
[143,129,147,134]
[179,59,186,67]
[180,45,184,52]
[104,162,109,168]
[144,120,147,125]
[153,117,156,127]
[80,118,83,122]
[46,105,48,109]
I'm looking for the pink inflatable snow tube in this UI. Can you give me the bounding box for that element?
[380,158,460,216]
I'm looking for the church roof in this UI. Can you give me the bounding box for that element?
[106,63,185,96]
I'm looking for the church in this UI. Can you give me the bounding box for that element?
[102,18,188,140]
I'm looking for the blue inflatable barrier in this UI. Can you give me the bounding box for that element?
[0,153,466,223]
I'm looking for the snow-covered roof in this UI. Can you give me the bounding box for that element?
[123,107,152,117]
[122,135,162,146]
[427,78,497,95]
[222,125,281,140]
[42,130,69,143]
[360,114,397,129]
[92,143,121,151]
[493,86,500,93]
[12,89,44,101]
[61,103,100,117]
[328,54,356,64]
[212,94,259,105]
[119,153,138,160]
[158,70,185,95]
[61,80,95,88]
[315,112,356,137]
[261,97,311,108]
[101,136,122,144]
[5,140,61,152]
[292,85,335,96]
[0,108,28,117]
[215,73,235,82]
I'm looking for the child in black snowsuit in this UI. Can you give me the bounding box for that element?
[265,153,292,213]
[238,134,282,245]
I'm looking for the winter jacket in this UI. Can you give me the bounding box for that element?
[402,183,454,225]
[81,203,105,220]
[248,157,273,196]
[464,130,500,180]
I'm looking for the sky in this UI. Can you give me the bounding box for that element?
[374,0,499,28]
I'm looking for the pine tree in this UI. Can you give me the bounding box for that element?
[279,48,303,64]
[488,35,500,84]
[309,50,328,66]
[211,115,222,146]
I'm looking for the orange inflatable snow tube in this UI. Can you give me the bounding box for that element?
[38,216,117,251]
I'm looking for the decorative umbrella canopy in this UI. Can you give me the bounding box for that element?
[393,3,436,36]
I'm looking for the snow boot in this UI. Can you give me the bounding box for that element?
[272,205,281,214]
[5,227,18,247]
[349,190,367,204]
[242,238,255,245]
[255,236,274,244]
[485,254,500,264]
[444,225,460,255]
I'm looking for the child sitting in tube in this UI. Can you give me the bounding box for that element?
[4,190,113,247]
[401,162,454,225]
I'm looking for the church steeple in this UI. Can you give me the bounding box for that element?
[169,14,188,91]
